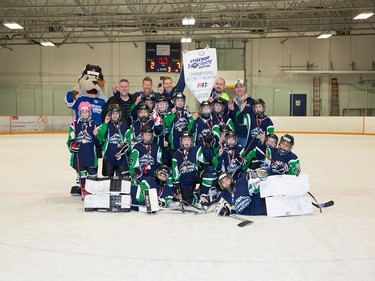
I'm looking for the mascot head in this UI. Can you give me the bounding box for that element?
[77,64,107,98]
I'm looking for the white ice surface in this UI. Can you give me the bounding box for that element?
[0,134,374,281]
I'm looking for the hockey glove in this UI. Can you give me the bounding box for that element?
[69,142,79,153]
[215,198,231,216]
[173,181,181,193]
[234,156,246,166]
[115,142,129,160]
[276,162,290,174]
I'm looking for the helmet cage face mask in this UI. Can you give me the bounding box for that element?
[225,132,238,149]
[180,135,194,150]
[200,103,212,119]
[278,135,294,154]
[218,173,234,192]
[156,101,169,114]
[141,132,153,144]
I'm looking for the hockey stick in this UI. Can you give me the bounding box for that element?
[71,116,85,199]
[243,130,261,156]
[255,146,334,212]
[308,192,334,213]
[229,214,254,227]
[172,194,207,214]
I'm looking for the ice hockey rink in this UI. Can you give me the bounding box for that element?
[0,133,374,281]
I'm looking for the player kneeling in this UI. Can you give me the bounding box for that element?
[215,169,268,216]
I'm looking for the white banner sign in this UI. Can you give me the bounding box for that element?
[10,116,48,133]
[183,48,217,103]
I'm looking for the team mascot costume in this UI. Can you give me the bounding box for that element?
[65,64,107,124]
[66,64,107,195]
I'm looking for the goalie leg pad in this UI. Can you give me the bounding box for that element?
[265,195,313,217]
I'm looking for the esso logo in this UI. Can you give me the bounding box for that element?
[198,50,205,56]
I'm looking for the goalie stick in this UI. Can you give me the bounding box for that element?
[255,146,334,213]
[308,192,334,213]
[229,214,254,227]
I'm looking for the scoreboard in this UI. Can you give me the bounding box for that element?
[145,42,181,73]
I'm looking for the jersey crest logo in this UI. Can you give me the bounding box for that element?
[77,130,92,144]
[235,196,251,213]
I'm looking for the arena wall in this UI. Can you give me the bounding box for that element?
[1,116,374,135]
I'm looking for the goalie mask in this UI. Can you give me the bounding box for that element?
[218,172,234,193]
[212,97,225,115]
[108,103,122,122]
[173,92,186,110]
[137,103,150,123]
[78,101,92,122]
[156,96,170,115]
[224,131,238,149]
[278,134,294,154]
[253,98,266,117]
[154,165,170,186]
[200,101,213,120]
[180,131,194,150]
[141,125,154,144]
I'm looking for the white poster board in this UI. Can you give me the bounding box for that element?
[183,48,217,103]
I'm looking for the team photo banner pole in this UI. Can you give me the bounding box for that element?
[183,48,217,103]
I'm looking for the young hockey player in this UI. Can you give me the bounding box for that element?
[215,169,268,216]
[130,125,163,208]
[172,131,212,204]
[193,101,218,199]
[95,104,130,178]
[163,92,195,157]
[155,95,172,165]
[135,165,175,208]
[125,103,164,146]
[234,98,274,154]
[67,101,99,198]
[257,134,301,176]
[243,133,279,171]
[213,131,246,180]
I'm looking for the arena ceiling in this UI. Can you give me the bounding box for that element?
[0,0,374,47]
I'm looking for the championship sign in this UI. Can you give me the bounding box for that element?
[183,48,217,103]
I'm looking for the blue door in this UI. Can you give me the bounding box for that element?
[290,94,307,116]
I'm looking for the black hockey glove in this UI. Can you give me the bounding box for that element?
[173,181,181,193]
[234,156,245,166]
[276,162,290,174]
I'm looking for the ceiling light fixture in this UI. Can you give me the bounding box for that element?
[40,41,55,47]
[4,22,24,30]
[181,36,192,43]
[182,16,195,26]
[317,33,332,39]
[353,12,374,20]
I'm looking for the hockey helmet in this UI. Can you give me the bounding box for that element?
[156,95,170,115]
[180,131,194,150]
[137,103,150,123]
[78,101,92,122]
[224,131,238,149]
[173,92,186,101]
[78,101,92,112]
[141,124,154,144]
[212,97,225,114]
[253,98,266,117]
[265,133,278,148]
[154,165,170,185]
[199,131,215,148]
[144,95,156,110]
[218,172,234,193]
[200,100,213,119]
[108,103,122,121]
[278,134,294,154]
[173,92,186,110]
